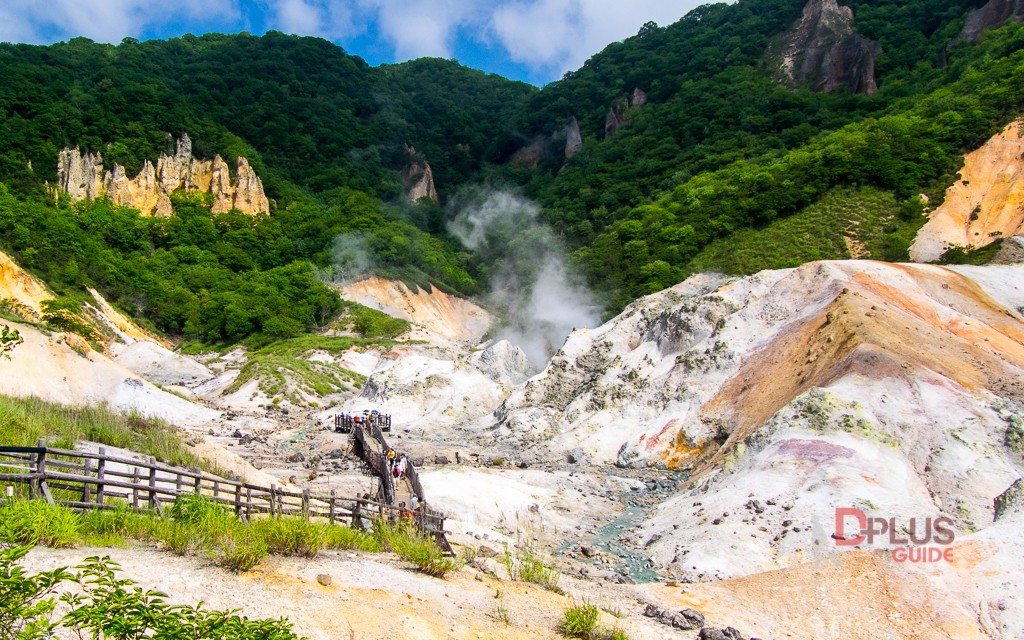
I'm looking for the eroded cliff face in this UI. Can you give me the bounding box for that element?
[401,160,439,203]
[910,119,1024,262]
[564,116,583,158]
[604,88,649,139]
[952,0,1024,45]
[768,0,881,95]
[0,248,50,319]
[56,134,270,216]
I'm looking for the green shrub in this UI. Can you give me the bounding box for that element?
[250,517,326,557]
[0,545,73,640]
[0,500,79,548]
[61,554,302,638]
[559,600,600,639]
[386,524,462,578]
[216,528,269,573]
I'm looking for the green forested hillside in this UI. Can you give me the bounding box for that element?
[498,0,1023,308]
[0,0,1022,340]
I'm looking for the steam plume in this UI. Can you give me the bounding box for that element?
[449,191,600,369]
[317,232,376,283]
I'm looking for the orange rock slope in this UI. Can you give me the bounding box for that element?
[911,119,1024,261]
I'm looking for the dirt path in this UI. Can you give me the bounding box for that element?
[22,545,674,640]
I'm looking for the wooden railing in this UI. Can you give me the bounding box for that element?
[352,422,426,503]
[0,440,448,543]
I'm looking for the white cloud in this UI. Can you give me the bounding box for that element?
[267,0,356,40]
[357,0,479,59]
[0,5,40,43]
[492,0,699,78]
[0,0,239,44]
[0,0,709,84]
[274,0,325,34]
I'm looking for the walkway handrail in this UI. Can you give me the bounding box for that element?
[0,441,446,537]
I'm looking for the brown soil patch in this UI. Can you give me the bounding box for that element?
[648,550,987,640]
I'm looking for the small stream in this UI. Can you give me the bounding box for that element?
[557,504,663,583]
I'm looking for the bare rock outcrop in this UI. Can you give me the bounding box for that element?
[564,116,583,158]
[604,97,629,139]
[910,119,1024,262]
[0,248,51,319]
[768,0,881,94]
[604,88,648,139]
[952,0,1024,45]
[469,340,534,386]
[56,134,270,216]
[401,147,439,203]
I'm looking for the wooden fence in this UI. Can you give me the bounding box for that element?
[0,440,448,544]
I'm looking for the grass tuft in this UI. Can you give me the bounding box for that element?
[383,522,463,578]
[559,600,600,639]
[0,500,80,548]
[502,545,562,593]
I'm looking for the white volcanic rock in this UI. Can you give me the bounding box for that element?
[469,339,534,385]
[491,260,1024,607]
[0,321,218,426]
[355,348,507,430]
[112,340,214,387]
[495,261,1024,467]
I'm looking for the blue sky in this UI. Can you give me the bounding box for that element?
[0,0,706,86]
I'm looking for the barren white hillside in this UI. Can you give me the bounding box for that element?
[0,321,218,426]
[490,260,1024,633]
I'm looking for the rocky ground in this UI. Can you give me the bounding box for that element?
[5,260,1024,638]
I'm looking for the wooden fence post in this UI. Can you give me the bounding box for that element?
[148,457,158,511]
[329,490,336,524]
[35,438,53,505]
[96,448,106,506]
[245,486,252,520]
[132,468,140,509]
[82,457,92,503]
[302,488,310,520]
[194,475,201,495]
[234,485,244,520]
[269,484,277,518]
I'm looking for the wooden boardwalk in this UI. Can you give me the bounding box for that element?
[0,437,449,550]
[347,421,452,553]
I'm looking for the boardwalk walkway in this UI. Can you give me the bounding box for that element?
[0,436,450,552]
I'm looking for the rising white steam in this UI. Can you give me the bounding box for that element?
[449,191,601,369]
[315,232,376,283]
